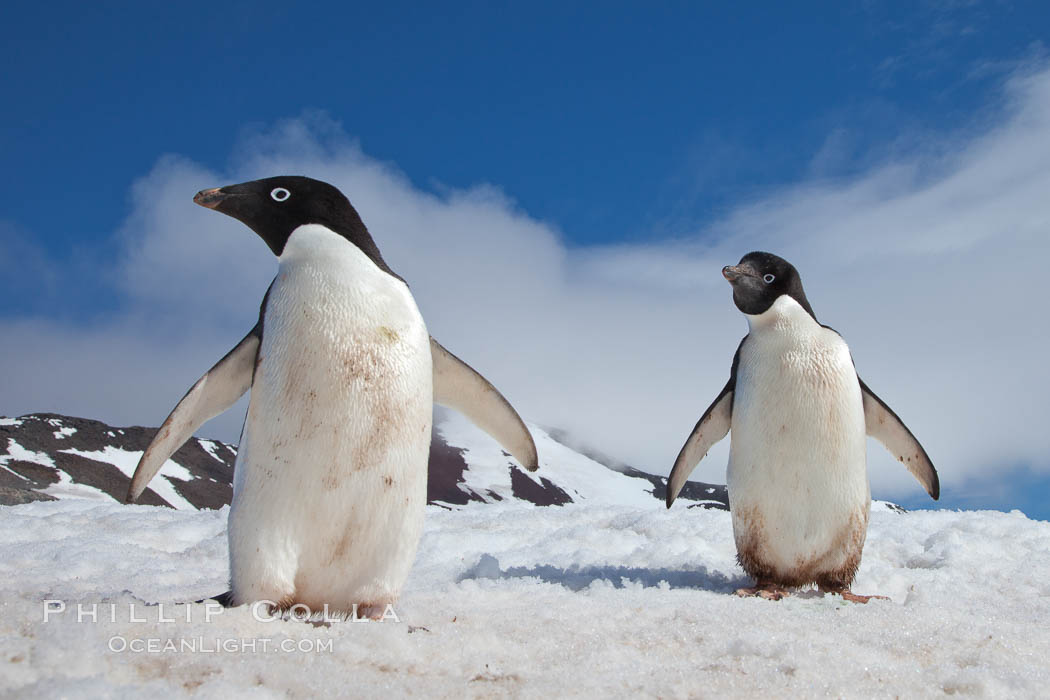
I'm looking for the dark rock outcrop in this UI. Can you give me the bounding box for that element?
[0,413,730,511]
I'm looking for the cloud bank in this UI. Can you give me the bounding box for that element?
[4,66,1049,505]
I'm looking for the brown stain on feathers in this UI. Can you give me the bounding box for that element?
[734,505,808,586]
[815,509,868,590]
[734,505,869,589]
[321,462,342,490]
[327,531,352,565]
[281,329,418,490]
[340,336,413,475]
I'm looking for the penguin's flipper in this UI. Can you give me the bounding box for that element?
[430,337,539,471]
[859,378,939,500]
[666,380,733,508]
[126,325,261,503]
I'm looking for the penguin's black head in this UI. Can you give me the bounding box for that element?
[194,176,397,275]
[722,251,816,318]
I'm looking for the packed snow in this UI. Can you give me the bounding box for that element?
[197,440,228,465]
[2,498,1049,697]
[439,413,672,507]
[47,418,76,440]
[56,446,196,511]
[1,438,55,471]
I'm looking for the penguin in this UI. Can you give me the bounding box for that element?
[665,251,938,602]
[126,176,538,618]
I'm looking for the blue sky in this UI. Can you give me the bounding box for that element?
[6,2,1045,260]
[3,2,1049,516]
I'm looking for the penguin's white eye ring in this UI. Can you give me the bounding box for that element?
[763,273,775,284]
[270,187,291,202]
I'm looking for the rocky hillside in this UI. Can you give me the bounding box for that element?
[0,413,729,511]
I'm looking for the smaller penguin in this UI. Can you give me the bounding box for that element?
[666,251,938,602]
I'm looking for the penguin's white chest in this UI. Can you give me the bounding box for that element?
[229,224,432,610]
[727,296,869,583]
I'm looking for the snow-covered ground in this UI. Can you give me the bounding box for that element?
[2,500,1049,697]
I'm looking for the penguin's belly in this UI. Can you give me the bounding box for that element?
[727,329,869,586]
[228,230,432,611]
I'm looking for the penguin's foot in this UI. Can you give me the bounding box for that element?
[191,590,234,606]
[839,591,889,604]
[735,582,789,601]
[355,603,390,621]
[210,590,235,607]
[819,587,889,604]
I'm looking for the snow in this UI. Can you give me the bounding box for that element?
[58,446,196,511]
[440,413,665,507]
[0,438,111,501]
[197,439,229,464]
[2,500,1049,697]
[41,468,114,502]
[1,438,56,470]
[0,417,24,427]
[47,418,77,440]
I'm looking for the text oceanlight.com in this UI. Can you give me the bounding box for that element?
[107,636,333,654]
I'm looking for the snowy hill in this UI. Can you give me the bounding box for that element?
[0,412,728,510]
[0,414,234,509]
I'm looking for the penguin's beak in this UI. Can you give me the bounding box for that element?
[193,188,228,209]
[722,264,752,283]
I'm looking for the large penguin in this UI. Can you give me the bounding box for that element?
[127,176,538,617]
[666,251,938,602]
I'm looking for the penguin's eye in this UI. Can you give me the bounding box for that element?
[763,273,775,284]
[270,187,291,202]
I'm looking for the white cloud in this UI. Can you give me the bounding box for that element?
[4,67,1049,503]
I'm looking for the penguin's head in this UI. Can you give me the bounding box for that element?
[722,251,815,318]
[193,177,394,276]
